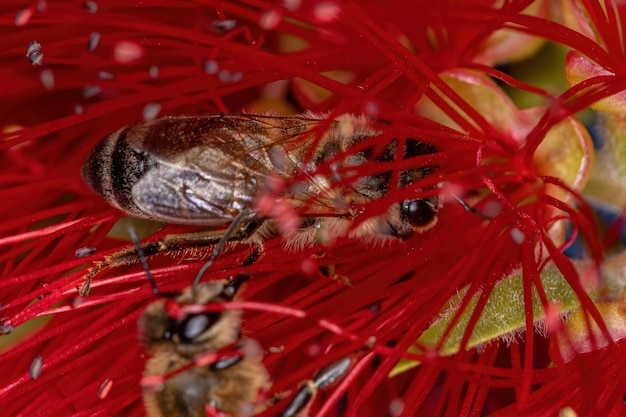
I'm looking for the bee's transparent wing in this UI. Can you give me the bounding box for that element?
[131,146,264,225]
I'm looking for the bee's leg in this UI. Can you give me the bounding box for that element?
[80,221,261,296]
[266,391,290,406]
[318,264,353,286]
[191,210,257,289]
[81,239,168,296]
[242,242,263,266]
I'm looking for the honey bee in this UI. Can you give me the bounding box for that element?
[81,113,439,294]
[140,277,358,417]
[140,275,271,417]
[128,216,267,417]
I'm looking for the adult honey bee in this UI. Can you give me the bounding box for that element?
[81,113,439,294]
[140,273,271,417]
[131,221,269,416]
[140,276,360,417]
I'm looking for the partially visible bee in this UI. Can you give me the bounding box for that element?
[81,113,439,294]
[132,224,270,417]
[140,276,271,417]
[140,278,357,417]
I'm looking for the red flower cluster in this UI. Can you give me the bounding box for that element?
[1,1,625,416]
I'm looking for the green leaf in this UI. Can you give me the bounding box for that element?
[390,262,590,376]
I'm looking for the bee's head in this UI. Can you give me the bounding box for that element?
[129,225,248,354]
[391,138,440,236]
[139,276,248,355]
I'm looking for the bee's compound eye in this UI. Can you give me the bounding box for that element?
[177,313,220,343]
[401,199,437,228]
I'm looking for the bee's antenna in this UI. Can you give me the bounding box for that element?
[454,195,493,220]
[192,209,251,292]
[128,226,163,296]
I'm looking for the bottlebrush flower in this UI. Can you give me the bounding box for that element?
[0,1,625,417]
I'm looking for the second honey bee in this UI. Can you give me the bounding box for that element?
[139,272,360,417]
[140,273,271,417]
[81,113,439,293]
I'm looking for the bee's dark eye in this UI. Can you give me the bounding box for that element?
[401,199,437,227]
[176,312,221,343]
